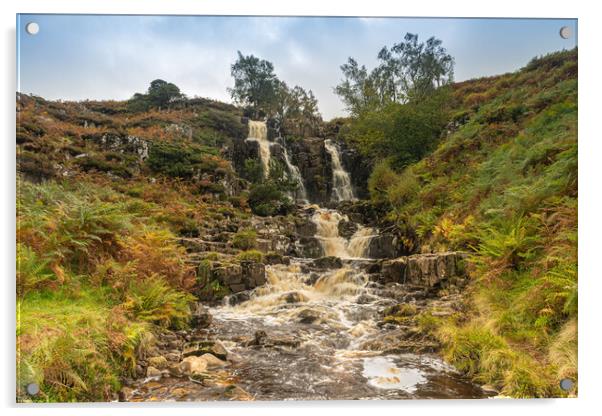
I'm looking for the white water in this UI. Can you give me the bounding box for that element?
[325,139,355,201]
[246,121,308,202]
[282,146,308,203]
[311,207,375,259]
[246,120,271,178]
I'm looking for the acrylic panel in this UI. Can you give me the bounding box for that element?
[16,14,578,402]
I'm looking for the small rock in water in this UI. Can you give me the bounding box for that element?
[297,308,322,324]
[200,353,228,369]
[282,291,308,304]
[118,387,134,402]
[182,340,229,360]
[146,366,162,378]
[311,256,343,269]
[253,330,268,346]
[179,356,208,375]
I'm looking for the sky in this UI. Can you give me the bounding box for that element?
[17,15,577,120]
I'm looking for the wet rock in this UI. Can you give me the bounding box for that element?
[295,236,324,258]
[200,353,228,369]
[282,291,308,304]
[179,356,208,376]
[295,218,317,237]
[182,340,229,360]
[135,364,144,378]
[190,303,213,328]
[264,252,291,265]
[338,220,358,239]
[146,366,162,378]
[227,291,251,306]
[147,356,168,370]
[311,256,343,269]
[289,137,333,204]
[297,308,321,324]
[253,330,268,346]
[303,272,320,286]
[118,387,134,402]
[240,261,266,289]
[381,258,408,284]
[375,252,468,290]
[367,233,400,259]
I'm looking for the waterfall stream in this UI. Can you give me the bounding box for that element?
[325,139,356,201]
[245,120,272,178]
[311,208,375,259]
[127,127,489,402]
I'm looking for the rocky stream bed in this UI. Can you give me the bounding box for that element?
[119,204,493,402]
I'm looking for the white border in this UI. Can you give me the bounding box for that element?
[2,1,600,415]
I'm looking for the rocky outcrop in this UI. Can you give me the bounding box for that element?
[211,261,267,294]
[366,233,402,259]
[289,137,333,204]
[379,252,468,289]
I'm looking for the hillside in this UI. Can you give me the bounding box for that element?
[345,48,578,397]
[16,48,577,401]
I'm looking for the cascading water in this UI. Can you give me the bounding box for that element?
[246,120,307,202]
[246,120,271,178]
[282,146,308,203]
[311,207,375,259]
[325,139,355,201]
[129,129,488,402]
[206,209,487,400]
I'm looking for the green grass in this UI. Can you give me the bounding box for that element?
[363,49,578,397]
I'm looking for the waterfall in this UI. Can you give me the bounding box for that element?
[325,139,355,201]
[282,146,308,203]
[311,208,376,259]
[246,120,271,178]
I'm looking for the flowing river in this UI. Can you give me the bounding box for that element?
[124,122,490,401]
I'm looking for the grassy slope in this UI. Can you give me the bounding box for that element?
[16,96,251,401]
[385,49,577,397]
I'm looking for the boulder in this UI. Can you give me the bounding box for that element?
[179,356,208,376]
[367,233,400,259]
[264,252,291,265]
[146,366,162,378]
[311,256,343,269]
[190,303,213,328]
[338,220,358,239]
[380,258,408,284]
[199,353,228,369]
[294,236,324,258]
[282,291,309,304]
[297,308,322,324]
[240,261,266,289]
[182,340,229,360]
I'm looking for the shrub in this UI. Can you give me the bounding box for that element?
[123,277,195,329]
[231,229,257,250]
[16,244,56,296]
[248,183,293,217]
[236,249,264,263]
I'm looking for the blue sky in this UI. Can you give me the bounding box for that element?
[17,15,577,119]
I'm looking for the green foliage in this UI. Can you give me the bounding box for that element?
[248,182,294,216]
[347,88,451,168]
[365,49,578,397]
[16,244,55,297]
[123,277,195,329]
[236,249,264,263]
[128,79,184,111]
[335,33,454,115]
[229,51,280,118]
[231,229,257,250]
[147,141,218,179]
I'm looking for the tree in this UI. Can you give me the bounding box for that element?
[127,79,184,111]
[147,79,184,109]
[229,52,279,118]
[334,33,454,115]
